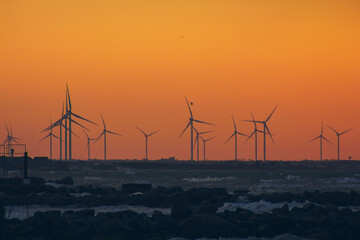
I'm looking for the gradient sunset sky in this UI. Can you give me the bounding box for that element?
[1,0,359,160]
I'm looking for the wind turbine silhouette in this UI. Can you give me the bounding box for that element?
[179,97,215,161]
[3,124,22,157]
[244,105,278,161]
[65,84,97,160]
[83,129,96,161]
[327,125,353,161]
[309,121,332,161]
[95,113,121,160]
[225,116,247,161]
[193,128,213,161]
[244,112,266,161]
[39,119,60,160]
[136,127,159,160]
[201,136,216,161]
[42,102,76,160]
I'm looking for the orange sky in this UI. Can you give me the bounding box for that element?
[0,0,359,160]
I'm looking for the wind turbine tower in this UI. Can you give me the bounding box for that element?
[96,113,121,160]
[179,97,215,161]
[244,105,277,161]
[136,127,159,160]
[309,121,332,161]
[201,136,215,161]
[225,116,247,161]
[327,125,353,161]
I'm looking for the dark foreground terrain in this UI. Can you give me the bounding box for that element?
[2,176,360,240]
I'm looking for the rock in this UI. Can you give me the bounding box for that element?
[28,177,45,185]
[168,190,191,206]
[179,213,243,238]
[93,219,135,240]
[303,202,316,212]
[122,183,152,193]
[55,176,74,185]
[193,200,220,215]
[185,188,214,204]
[171,204,192,220]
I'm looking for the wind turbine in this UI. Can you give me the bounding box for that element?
[136,127,159,160]
[3,124,22,157]
[327,125,353,161]
[201,136,215,161]
[44,84,97,160]
[309,121,332,161]
[41,102,75,160]
[193,128,213,161]
[39,119,60,160]
[65,84,97,160]
[83,129,96,161]
[225,116,248,161]
[244,105,278,161]
[179,97,215,161]
[95,113,121,160]
[243,112,266,161]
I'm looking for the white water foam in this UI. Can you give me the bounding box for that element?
[5,205,170,220]
[183,177,236,183]
[170,233,311,240]
[218,200,313,214]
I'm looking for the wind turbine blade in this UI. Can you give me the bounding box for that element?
[265,125,275,143]
[193,135,198,147]
[243,131,255,144]
[106,130,122,136]
[70,118,89,130]
[251,112,257,128]
[12,137,22,141]
[148,130,160,136]
[225,133,235,144]
[322,136,332,144]
[95,131,105,142]
[82,129,89,139]
[309,136,320,143]
[66,83,72,111]
[321,121,324,135]
[340,128,353,135]
[178,122,191,139]
[193,119,215,126]
[61,101,64,117]
[236,131,248,137]
[12,139,20,144]
[199,130,213,135]
[5,123,9,135]
[52,134,61,141]
[185,96,193,118]
[72,112,97,125]
[243,120,262,123]
[39,134,50,142]
[206,136,216,142]
[232,115,236,130]
[136,127,146,136]
[327,125,338,135]
[100,113,106,129]
[266,105,278,122]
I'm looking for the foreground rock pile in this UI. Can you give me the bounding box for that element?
[2,177,360,239]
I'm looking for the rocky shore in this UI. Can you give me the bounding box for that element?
[2,177,360,239]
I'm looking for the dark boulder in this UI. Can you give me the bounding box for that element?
[171,204,192,221]
[55,176,74,185]
[193,200,220,215]
[179,213,243,238]
[122,183,152,194]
